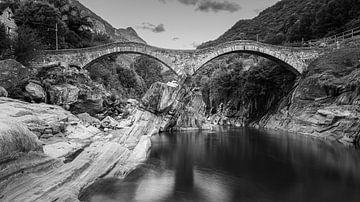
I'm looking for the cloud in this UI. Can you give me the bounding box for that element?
[197,0,241,13]
[159,0,241,13]
[172,37,180,41]
[178,0,198,5]
[138,23,165,33]
[191,41,200,48]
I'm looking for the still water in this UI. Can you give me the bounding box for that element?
[81,127,360,202]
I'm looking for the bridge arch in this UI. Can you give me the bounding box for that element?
[192,41,317,75]
[82,50,179,76]
[36,41,321,77]
[194,50,300,76]
[38,42,182,76]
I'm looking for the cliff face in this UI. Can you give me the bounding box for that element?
[70,0,146,43]
[256,47,360,145]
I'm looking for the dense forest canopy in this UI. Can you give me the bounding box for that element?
[0,0,112,64]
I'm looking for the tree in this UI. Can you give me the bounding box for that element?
[0,23,11,59]
[133,56,164,88]
[13,26,45,65]
[14,1,67,49]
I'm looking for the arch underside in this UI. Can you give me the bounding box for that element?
[82,51,179,76]
[195,50,302,76]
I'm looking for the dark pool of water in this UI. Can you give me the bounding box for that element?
[81,127,360,202]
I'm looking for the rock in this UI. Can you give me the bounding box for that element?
[166,80,179,88]
[127,98,139,106]
[127,135,151,162]
[259,85,360,143]
[25,81,46,102]
[48,84,80,106]
[0,80,189,201]
[77,113,101,127]
[0,141,131,202]
[141,82,180,113]
[101,116,121,129]
[66,124,101,139]
[70,90,105,116]
[106,135,151,178]
[0,97,78,137]
[0,86,8,97]
[172,88,211,130]
[0,59,30,90]
[43,141,82,159]
[0,118,43,159]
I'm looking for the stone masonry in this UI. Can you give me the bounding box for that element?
[34,40,323,76]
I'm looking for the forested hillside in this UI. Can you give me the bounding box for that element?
[199,0,360,48]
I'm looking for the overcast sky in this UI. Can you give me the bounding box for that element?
[78,0,280,49]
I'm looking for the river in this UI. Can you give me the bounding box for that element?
[80,127,360,202]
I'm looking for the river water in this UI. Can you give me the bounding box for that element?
[81,127,360,202]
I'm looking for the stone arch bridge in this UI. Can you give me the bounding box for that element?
[35,40,322,76]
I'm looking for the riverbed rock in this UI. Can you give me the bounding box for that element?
[25,81,46,102]
[66,124,101,139]
[0,59,30,90]
[0,86,8,97]
[0,119,43,160]
[48,83,80,106]
[70,83,107,115]
[0,79,198,201]
[77,112,101,127]
[0,141,131,202]
[141,82,180,114]
[101,116,121,129]
[0,98,78,137]
[258,81,360,144]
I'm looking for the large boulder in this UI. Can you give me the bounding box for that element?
[48,84,80,106]
[173,88,212,130]
[70,91,104,115]
[0,59,31,90]
[0,86,8,97]
[0,97,78,137]
[141,82,180,113]
[0,118,43,160]
[25,81,46,102]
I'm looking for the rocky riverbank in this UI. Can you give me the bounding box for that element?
[205,47,360,146]
[256,47,360,145]
[0,76,202,201]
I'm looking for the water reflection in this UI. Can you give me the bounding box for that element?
[81,127,360,202]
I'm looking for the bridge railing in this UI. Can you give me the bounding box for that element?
[302,26,360,48]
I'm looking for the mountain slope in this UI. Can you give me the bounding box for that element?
[70,0,146,43]
[198,0,360,48]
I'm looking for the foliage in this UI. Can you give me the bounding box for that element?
[91,33,112,46]
[87,55,147,99]
[133,56,164,88]
[12,0,112,50]
[305,47,360,96]
[198,0,360,48]
[195,54,296,123]
[14,1,67,49]
[13,26,45,65]
[0,23,11,59]
[0,0,118,65]
[116,66,138,89]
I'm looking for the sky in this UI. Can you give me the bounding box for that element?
[78,0,280,49]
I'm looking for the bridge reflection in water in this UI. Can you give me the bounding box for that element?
[80,128,360,202]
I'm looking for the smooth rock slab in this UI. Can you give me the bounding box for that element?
[43,141,82,159]
[0,141,131,202]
